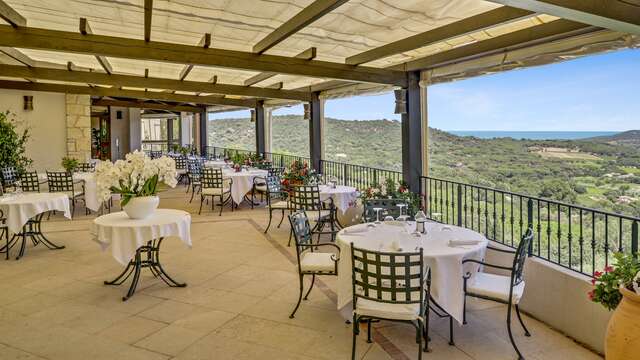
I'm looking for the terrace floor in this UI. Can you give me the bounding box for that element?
[0,187,603,360]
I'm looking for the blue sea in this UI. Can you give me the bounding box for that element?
[448,131,618,140]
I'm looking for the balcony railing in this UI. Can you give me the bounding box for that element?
[203,146,638,277]
[420,176,639,277]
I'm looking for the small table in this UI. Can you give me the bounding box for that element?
[223,168,269,205]
[336,221,488,323]
[39,172,103,212]
[91,209,192,301]
[0,192,70,260]
[319,185,359,214]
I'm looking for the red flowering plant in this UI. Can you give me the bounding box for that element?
[589,252,640,310]
[282,160,319,189]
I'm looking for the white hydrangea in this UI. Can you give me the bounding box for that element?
[95,151,178,201]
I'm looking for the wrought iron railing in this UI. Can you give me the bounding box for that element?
[420,176,639,277]
[320,160,402,190]
[203,146,310,168]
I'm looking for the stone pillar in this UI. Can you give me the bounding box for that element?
[65,94,91,161]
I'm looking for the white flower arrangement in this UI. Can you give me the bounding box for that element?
[95,150,178,205]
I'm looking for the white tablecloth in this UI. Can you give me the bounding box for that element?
[38,172,102,212]
[91,209,192,266]
[0,193,71,233]
[336,221,488,323]
[319,185,358,214]
[223,168,268,205]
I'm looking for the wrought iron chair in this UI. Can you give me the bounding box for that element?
[77,162,95,172]
[46,171,85,218]
[0,209,8,260]
[289,185,335,245]
[149,150,163,159]
[186,158,203,202]
[288,210,340,318]
[1,167,18,192]
[174,156,188,184]
[199,168,232,216]
[19,171,41,192]
[256,160,273,170]
[362,198,410,222]
[262,175,290,233]
[350,244,430,359]
[462,228,534,360]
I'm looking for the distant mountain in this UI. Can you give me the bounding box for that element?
[587,130,640,148]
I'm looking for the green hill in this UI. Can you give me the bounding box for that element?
[208,115,640,216]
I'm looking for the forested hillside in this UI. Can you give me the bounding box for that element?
[208,115,640,216]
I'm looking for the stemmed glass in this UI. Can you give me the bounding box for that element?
[396,203,409,222]
[14,180,22,195]
[373,207,383,224]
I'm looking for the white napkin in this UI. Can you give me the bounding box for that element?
[448,240,481,246]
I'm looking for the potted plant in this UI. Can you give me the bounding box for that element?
[589,252,640,359]
[360,177,421,215]
[0,111,32,173]
[282,160,318,191]
[95,150,178,219]
[61,156,79,173]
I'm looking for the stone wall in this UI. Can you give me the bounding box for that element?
[65,94,91,160]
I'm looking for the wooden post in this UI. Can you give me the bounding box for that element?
[255,101,266,155]
[401,71,423,193]
[166,117,174,152]
[199,108,207,156]
[309,92,322,170]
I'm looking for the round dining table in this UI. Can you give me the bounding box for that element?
[336,220,489,323]
[318,185,358,214]
[222,168,269,205]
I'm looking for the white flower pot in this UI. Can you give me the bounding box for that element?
[123,196,159,219]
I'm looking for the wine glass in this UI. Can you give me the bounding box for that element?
[14,180,22,195]
[384,215,395,222]
[373,207,383,224]
[396,203,409,222]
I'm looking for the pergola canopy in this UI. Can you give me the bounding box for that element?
[0,0,638,110]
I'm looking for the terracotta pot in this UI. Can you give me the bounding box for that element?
[605,286,640,360]
[123,196,159,219]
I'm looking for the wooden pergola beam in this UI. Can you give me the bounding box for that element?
[264,82,283,90]
[93,98,202,112]
[0,79,257,107]
[79,18,113,74]
[0,26,405,86]
[0,0,26,27]
[486,0,640,35]
[0,64,312,101]
[0,46,34,67]
[144,0,153,42]
[244,47,317,86]
[177,33,211,81]
[393,19,597,72]
[345,7,534,65]
[253,1,348,54]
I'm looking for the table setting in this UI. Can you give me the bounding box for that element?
[336,214,488,323]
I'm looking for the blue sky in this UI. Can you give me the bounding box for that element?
[212,49,639,131]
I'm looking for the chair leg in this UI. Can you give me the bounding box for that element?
[515,305,531,336]
[507,304,525,360]
[277,209,285,228]
[289,274,304,319]
[367,319,372,343]
[198,195,204,215]
[448,316,455,346]
[287,227,293,247]
[417,321,423,360]
[351,314,358,360]
[264,209,273,233]
[463,295,468,324]
[303,274,315,300]
[218,195,223,216]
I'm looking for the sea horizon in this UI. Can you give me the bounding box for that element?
[447,130,619,140]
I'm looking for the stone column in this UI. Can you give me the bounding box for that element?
[65,94,91,161]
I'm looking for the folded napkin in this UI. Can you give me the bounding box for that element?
[449,240,481,246]
[343,225,368,234]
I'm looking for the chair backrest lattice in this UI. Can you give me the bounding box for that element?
[291,185,322,211]
[77,162,95,172]
[266,175,286,201]
[351,245,425,306]
[174,156,187,170]
[1,167,18,188]
[47,171,74,193]
[187,159,203,181]
[19,171,40,192]
[149,151,163,159]
[268,167,285,177]
[512,228,534,286]
[202,168,224,189]
[289,210,314,256]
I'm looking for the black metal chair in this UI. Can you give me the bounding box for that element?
[19,171,40,192]
[174,156,188,184]
[288,210,340,318]
[199,168,232,216]
[186,159,203,202]
[462,228,534,360]
[0,209,8,260]
[149,150,163,159]
[1,167,18,192]
[350,244,430,359]
[77,162,95,172]
[362,198,410,222]
[46,171,85,218]
[289,185,335,245]
[262,175,290,233]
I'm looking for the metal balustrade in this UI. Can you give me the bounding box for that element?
[320,159,402,190]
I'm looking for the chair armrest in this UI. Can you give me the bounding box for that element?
[487,245,516,254]
[462,259,513,279]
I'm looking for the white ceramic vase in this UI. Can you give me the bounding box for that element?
[123,196,159,219]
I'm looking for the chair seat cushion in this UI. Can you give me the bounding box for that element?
[310,210,332,221]
[201,187,229,196]
[269,200,289,209]
[355,298,421,321]
[176,169,187,175]
[466,272,525,304]
[300,252,336,273]
[254,184,267,192]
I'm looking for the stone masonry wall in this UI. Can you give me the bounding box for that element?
[65,94,91,160]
